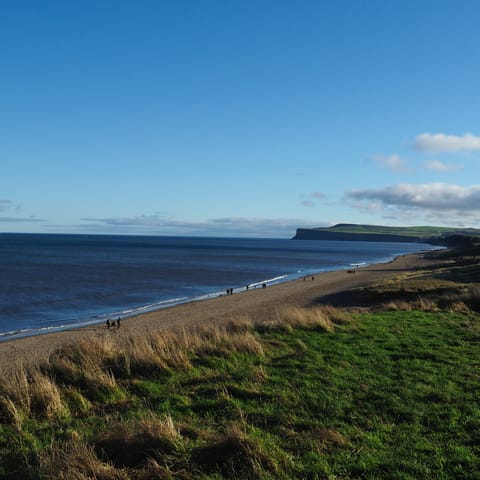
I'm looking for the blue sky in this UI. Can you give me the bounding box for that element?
[1,0,480,237]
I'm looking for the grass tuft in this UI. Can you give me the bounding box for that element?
[188,323,264,357]
[39,440,128,480]
[193,423,278,477]
[28,370,68,419]
[93,412,183,468]
[275,306,335,332]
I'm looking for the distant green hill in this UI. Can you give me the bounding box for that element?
[293,223,480,244]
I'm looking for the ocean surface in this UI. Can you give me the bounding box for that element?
[0,234,435,341]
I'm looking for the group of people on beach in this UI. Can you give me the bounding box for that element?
[226,283,268,296]
[106,317,121,329]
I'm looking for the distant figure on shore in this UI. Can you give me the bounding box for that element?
[106,319,111,329]
[246,285,249,290]
[116,317,121,328]
[262,283,266,288]
[311,276,315,281]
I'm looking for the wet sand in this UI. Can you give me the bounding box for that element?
[0,252,436,369]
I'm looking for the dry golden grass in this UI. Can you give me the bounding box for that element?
[148,330,193,370]
[28,370,68,419]
[361,269,480,314]
[185,322,264,357]
[0,318,265,425]
[48,346,121,402]
[447,301,472,313]
[39,440,128,480]
[273,305,352,332]
[0,395,24,430]
[123,335,170,374]
[382,297,439,312]
[0,366,68,425]
[1,309,352,427]
[0,366,31,412]
[320,304,354,325]
[381,300,414,311]
[275,306,334,332]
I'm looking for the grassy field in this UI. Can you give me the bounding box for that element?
[1,249,480,479]
[308,224,480,238]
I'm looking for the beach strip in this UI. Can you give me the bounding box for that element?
[0,252,435,369]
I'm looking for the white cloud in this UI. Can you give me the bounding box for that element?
[414,132,480,153]
[371,154,414,173]
[346,183,480,225]
[423,160,463,172]
[348,183,480,210]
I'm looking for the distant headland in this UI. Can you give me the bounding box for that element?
[293,223,480,246]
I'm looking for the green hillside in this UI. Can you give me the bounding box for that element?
[293,223,480,244]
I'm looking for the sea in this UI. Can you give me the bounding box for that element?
[0,233,436,341]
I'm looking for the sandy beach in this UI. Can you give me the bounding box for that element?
[0,252,436,369]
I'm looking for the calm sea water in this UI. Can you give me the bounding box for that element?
[0,234,433,340]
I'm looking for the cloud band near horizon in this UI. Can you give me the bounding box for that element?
[80,215,325,237]
[348,183,480,210]
[414,133,480,153]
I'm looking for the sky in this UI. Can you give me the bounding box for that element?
[1,0,480,238]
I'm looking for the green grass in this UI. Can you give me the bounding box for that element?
[313,223,480,238]
[322,224,462,237]
[1,306,479,479]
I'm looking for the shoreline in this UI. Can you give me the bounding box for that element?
[0,251,438,369]
[0,252,407,344]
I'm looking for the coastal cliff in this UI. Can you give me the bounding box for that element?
[293,223,480,245]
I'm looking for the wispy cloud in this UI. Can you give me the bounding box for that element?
[0,199,13,212]
[0,199,43,222]
[81,214,322,237]
[423,160,463,172]
[414,133,480,153]
[0,216,43,223]
[370,154,414,173]
[299,191,327,208]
